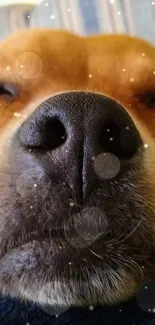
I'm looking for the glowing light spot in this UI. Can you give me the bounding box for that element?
[89,306,94,310]
[68,262,72,265]
[144,143,148,148]
[107,129,110,132]
[6,66,10,71]
[68,8,71,11]
[142,266,145,269]
[27,15,30,19]
[117,11,121,15]
[89,74,92,78]
[30,205,33,209]
[40,283,69,316]
[153,71,155,74]
[16,52,43,79]
[69,202,74,207]
[142,53,145,56]
[68,207,107,248]
[122,68,126,72]
[13,112,21,117]
[109,137,113,141]
[130,78,134,82]
[119,309,122,312]
[129,103,132,106]
[152,1,155,4]
[29,149,32,152]
[110,0,115,3]
[125,126,130,130]
[33,184,37,188]
[50,15,55,19]
[45,2,49,6]
[94,152,120,179]
[136,280,155,312]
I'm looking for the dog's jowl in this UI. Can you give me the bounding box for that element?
[0,29,155,308]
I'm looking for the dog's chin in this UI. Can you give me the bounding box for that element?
[0,230,141,307]
[0,210,153,308]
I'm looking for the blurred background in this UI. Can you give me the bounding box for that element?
[0,0,155,44]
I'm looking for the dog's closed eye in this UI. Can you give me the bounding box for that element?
[0,83,18,101]
[139,91,155,108]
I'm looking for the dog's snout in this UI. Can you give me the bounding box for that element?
[19,92,142,200]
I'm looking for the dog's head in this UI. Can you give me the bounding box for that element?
[0,29,155,308]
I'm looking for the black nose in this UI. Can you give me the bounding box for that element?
[19,92,142,201]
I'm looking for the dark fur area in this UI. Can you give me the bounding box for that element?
[0,130,155,306]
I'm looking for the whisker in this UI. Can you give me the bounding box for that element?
[119,217,144,244]
[126,258,144,279]
[44,201,54,219]
[89,248,104,260]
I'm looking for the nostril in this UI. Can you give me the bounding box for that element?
[98,120,141,159]
[19,117,67,150]
[39,118,67,150]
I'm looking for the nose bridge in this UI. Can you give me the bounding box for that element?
[50,93,95,198]
[61,92,111,151]
[55,93,107,200]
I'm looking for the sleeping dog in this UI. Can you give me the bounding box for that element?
[0,28,155,308]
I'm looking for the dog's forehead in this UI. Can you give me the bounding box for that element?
[0,29,154,103]
[0,29,154,68]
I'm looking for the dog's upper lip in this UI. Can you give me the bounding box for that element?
[4,228,112,254]
[5,229,66,253]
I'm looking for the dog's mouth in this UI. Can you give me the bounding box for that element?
[2,227,113,256]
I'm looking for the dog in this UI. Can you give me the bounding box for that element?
[0,28,155,308]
